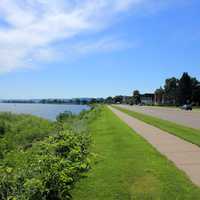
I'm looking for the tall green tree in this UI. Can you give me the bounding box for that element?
[133,90,141,105]
[97,98,105,104]
[127,96,134,105]
[74,98,81,105]
[90,98,97,104]
[155,87,165,104]
[105,97,113,104]
[164,77,179,105]
[192,78,200,105]
[113,96,123,104]
[179,72,193,105]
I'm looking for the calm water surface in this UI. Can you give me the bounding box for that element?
[0,103,90,120]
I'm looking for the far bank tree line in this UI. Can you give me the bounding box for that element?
[105,72,200,106]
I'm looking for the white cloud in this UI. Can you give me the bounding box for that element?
[0,0,166,73]
[72,36,133,55]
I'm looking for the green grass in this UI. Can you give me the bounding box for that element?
[72,106,200,200]
[113,106,200,147]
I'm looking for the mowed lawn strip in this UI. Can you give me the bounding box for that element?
[113,105,200,147]
[72,106,200,200]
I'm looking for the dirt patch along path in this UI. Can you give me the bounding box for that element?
[108,106,200,187]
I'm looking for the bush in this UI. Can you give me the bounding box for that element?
[0,108,94,200]
[0,131,91,200]
[56,111,74,122]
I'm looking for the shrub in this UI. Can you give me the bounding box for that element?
[56,111,74,123]
[0,129,91,200]
[0,108,94,200]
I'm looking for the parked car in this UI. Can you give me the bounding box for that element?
[181,104,192,111]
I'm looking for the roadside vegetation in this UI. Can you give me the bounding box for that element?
[0,109,96,200]
[114,106,200,147]
[72,106,200,199]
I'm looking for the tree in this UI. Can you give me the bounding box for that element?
[133,90,141,105]
[90,98,97,104]
[193,86,200,105]
[164,77,179,105]
[179,72,193,105]
[74,98,81,105]
[113,96,123,104]
[80,100,87,105]
[155,87,165,104]
[40,99,47,104]
[97,98,105,104]
[123,96,133,105]
[105,97,113,104]
[192,78,200,105]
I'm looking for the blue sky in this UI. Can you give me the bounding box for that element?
[0,0,200,98]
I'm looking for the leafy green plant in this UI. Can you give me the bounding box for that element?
[0,108,95,200]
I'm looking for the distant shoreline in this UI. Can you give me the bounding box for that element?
[0,102,90,106]
[0,102,86,105]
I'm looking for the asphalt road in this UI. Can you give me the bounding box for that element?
[116,104,200,130]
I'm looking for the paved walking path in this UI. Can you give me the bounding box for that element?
[108,106,200,187]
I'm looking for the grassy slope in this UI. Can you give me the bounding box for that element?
[114,106,200,147]
[72,106,200,200]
